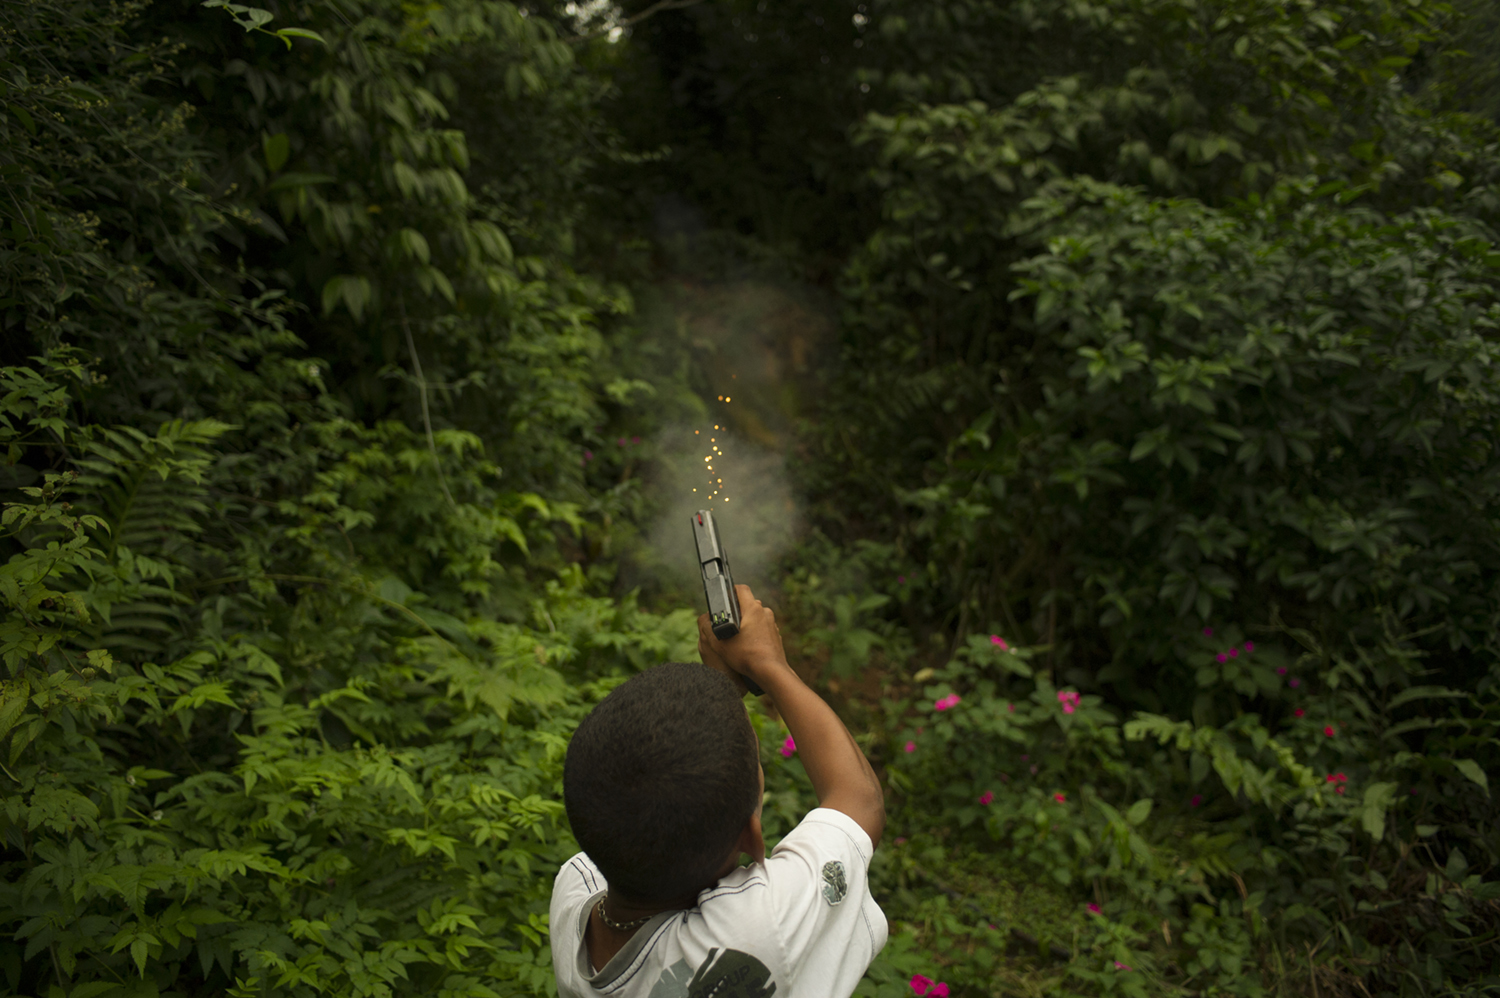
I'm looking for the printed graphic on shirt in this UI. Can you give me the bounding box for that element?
[645,948,776,998]
[820,860,847,906]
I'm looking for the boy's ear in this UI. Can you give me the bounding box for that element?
[736,811,765,866]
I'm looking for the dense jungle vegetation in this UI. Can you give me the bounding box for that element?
[4,0,1500,994]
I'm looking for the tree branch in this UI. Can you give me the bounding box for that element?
[564,0,708,45]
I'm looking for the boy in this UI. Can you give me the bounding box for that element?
[551,585,887,998]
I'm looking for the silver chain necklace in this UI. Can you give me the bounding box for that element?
[595,895,656,933]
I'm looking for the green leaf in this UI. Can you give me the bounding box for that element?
[1360,782,1398,841]
[1387,685,1468,709]
[10,105,36,135]
[321,274,373,320]
[262,132,289,173]
[274,27,327,46]
[1125,798,1153,826]
[1454,758,1489,796]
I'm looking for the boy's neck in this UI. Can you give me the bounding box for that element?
[586,893,695,972]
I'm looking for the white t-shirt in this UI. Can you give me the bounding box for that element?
[550,808,887,998]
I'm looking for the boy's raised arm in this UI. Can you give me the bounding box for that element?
[699,585,885,847]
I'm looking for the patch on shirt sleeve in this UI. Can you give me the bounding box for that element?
[820,860,848,906]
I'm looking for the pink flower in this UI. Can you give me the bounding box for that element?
[1276,666,1287,675]
[1057,690,1080,714]
[1190,794,1203,807]
[1054,792,1067,803]
[1229,648,1239,658]
[781,736,796,758]
[1289,678,1301,688]
[990,634,1009,650]
[934,698,949,712]
[1203,627,1213,637]
[1114,962,1133,971]
[905,741,916,753]
[1007,702,1015,713]
[930,985,950,998]
[1244,641,1255,653]
[933,694,961,711]
[1087,903,1101,915]
[1323,725,1335,737]
[583,449,594,461]
[1294,708,1305,717]
[1216,653,1227,663]
[910,974,933,996]
[979,790,994,805]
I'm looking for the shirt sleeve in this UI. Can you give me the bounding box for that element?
[549,853,605,995]
[762,807,887,986]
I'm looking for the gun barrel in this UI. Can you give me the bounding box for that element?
[692,509,762,696]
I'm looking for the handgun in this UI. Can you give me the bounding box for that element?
[692,509,764,696]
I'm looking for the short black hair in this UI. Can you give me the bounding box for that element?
[564,662,760,903]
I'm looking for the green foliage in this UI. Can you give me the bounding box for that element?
[0,0,684,995]
[8,0,1500,993]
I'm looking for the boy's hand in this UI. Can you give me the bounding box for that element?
[698,585,790,690]
[698,617,750,696]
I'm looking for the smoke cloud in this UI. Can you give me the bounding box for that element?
[644,423,801,600]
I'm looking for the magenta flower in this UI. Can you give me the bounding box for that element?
[780,736,796,758]
[1054,792,1067,803]
[1229,648,1239,658]
[1087,903,1101,915]
[1323,725,1335,737]
[1276,666,1287,675]
[1190,794,1203,807]
[1294,708,1305,717]
[990,634,1009,650]
[979,790,994,805]
[897,575,906,584]
[617,437,627,446]
[583,449,594,461]
[631,435,641,444]
[1216,653,1227,663]
[1325,772,1348,784]
[904,741,916,753]
[910,974,933,996]
[934,694,961,711]
[1289,678,1301,688]
[930,985,949,997]
[1057,690,1080,714]
[1114,962,1133,971]
[1203,627,1213,637]
[1007,702,1015,713]
[1244,641,1255,653]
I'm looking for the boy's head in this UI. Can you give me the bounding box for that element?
[564,662,762,904]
